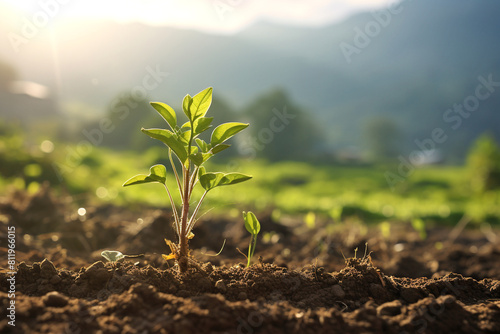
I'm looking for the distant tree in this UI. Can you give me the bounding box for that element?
[97,92,155,150]
[466,133,500,192]
[363,116,400,162]
[241,89,324,161]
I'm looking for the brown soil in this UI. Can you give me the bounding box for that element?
[1,185,500,333]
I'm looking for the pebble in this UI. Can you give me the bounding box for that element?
[215,280,227,292]
[43,291,69,307]
[81,261,112,289]
[330,284,345,299]
[238,292,248,300]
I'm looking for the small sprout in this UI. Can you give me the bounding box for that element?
[304,211,316,229]
[101,250,145,265]
[411,218,427,240]
[101,250,125,263]
[123,87,252,273]
[243,211,261,268]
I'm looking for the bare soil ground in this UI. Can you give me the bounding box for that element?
[1,185,500,333]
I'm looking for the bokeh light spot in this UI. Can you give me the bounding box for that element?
[40,140,54,153]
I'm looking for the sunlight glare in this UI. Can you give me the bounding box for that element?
[1,0,400,34]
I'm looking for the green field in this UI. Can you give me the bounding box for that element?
[2,135,499,229]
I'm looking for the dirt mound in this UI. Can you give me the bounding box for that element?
[1,188,500,333]
[1,258,499,333]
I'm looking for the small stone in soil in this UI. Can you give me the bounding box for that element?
[215,279,227,292]
[43,291,69,307]
[330,284,346,299]
[80,261,113,289]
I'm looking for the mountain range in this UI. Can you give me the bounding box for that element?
[0,0,499,160]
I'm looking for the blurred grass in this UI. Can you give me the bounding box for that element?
[1,136,499,227]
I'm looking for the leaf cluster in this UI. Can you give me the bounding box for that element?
[122,87,252,266]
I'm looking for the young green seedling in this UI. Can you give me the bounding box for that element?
[243,211,261,267]
[101,250,144,265]
[123,87,252,272]
[101,250,125,264]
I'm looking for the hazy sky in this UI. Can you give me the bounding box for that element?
[2,0,398,33]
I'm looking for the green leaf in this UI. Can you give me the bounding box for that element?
[189,145,198,155]
[202,152,213,163]
[189,153,203,166]
[150,102,177,130]
[101,250,125,263]
[198,166,207,178]
[243,211,261,235]
[193,117,213,135]
[182,94,193,121]
[190,87,213,121]
[211,144,231,155]
[199,171,252,191]
[195,138,209,153]
[211,122,249,146]
[141,128,187,163]
[177,129,192,145]
[189,152,212,166]
[221,173,252,186]
[123,164,167,186]
[199,172,224,191]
